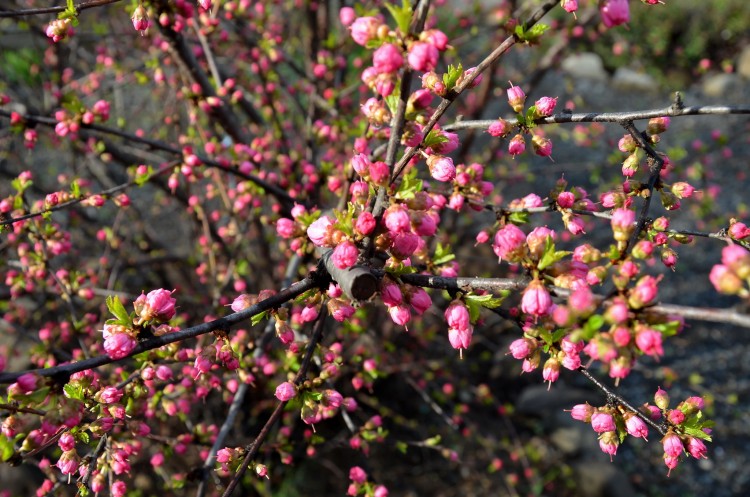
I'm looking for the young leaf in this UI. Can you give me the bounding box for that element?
[106,295,131,324]
[433,242,456,266]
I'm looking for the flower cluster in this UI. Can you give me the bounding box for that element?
[709,244,750,296]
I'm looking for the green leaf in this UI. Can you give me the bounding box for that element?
[423,130,448,149]
[0,434,14,462]
[63,383,84,401]
[583,315,605,334]
[508,212,529,225]
[106,295,131,324]
[465,292,507,310]
[433,243,455,266]
[394,169,423,200]
[384,0,413,35]
[385,262,417,277]
[537,237,571,271]
[396,441,408,454]
[652,320,681,337]
[442,63,464,91]
[70,179,81,198]
[250,310,270,326]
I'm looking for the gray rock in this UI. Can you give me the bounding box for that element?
[701,73,741,97]
[551,425,593,455]
[573,461,636,497]
[612,67,658,92]
[561,53,608,81]
[737,45,750,79]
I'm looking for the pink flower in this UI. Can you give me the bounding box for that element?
[591,412,616,433]
[369,161,390,185]
[508,338,535,360]
[351,153,370,175]
[662,433,684,458]
[276,218,296,238]
[630,275,658,307]
[46,19,71,42]
[729,222,750,240]
[328,299,355,322]
[508,134,526,156]
[388,304,411,326]
[598,433,618,459]
[431,131,459,154]
[143,288,177,322]
[350,17,380,46]
[421,29,449,51]
[99,386,123,404]
[339,7,356,26]
[104,333,137,360]
[408,288,432,315]
[635,327,663,357]
[448,327,472,351]
[625,414,649,439]
[373,43,404,74]
[349,466,367,484]
[492,224,526,262]
[355,212,376,235]
[488,119,509,137]
[332,241,359,269]
[686,437,707,459]
[569,403,594,422]
[58,433,76,452]
[274,381,297,401]
[532,135,553,157]
[534,96,557,116]
[384,205,411,233]
[407,42,439,72]
[521,279,552,317]
[542,358,560,385]
[562,0,578,13]
[391,232,420,259]
[111,481,127,497]
[507,84,526,113]
[444,301,470,332]
[426,155,456,182]
[409,89,434,109]
[56,450,79,475]
[307,215,334,246]
[557,191,575,208]
[381,280,403,307]
[412,212,437,237]
[600,0,630,28]
[131,4,150,34]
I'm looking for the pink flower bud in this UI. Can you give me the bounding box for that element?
[388,305,411,326]
[332,241,359,269]
[349,17,380,46]
[327,299,355,322]
[647,116,670,135]
[509,338,536,360]
[661,433,683,458]
[598,431,619,460]
[369,161,390,185]
[355,212,376,235]
[408,287,431,315]
[488,119,510,137]
[373,43,404,74]
[591,412,616,433]
[542,357,560,385]
[493,224,526,262]
[276,218,296,238]
[274,382,297,402]
[426,155,456,182]
[562,0,578,14]
[142,288,177,322]
[349,466,367,484]
[521,279,552,317]
[569,403,594,422]
[307,215,334,246]
[339,7,356,26]
[508,134,526,156]
[531,134,553,157]
[506,84,526,113]
[384,205,411,233]
[534,96,557,117]
[654,387,670,410]
[686,437,707,459]
[667,409,685,425]
[624,414,649,439]
[103,333,137,360]
[728,222,750,240]
[99,386,123,404]
[635,327,663,357]
[448,327,472,351]
[380,280,403,307]
[618,134,637,153]
[131,5,150,34]
[444,301,471,332]
[407,42,439,72]
[600,0,630,28]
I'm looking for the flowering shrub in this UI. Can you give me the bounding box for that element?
[0,0,749,496]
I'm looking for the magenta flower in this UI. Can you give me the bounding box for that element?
[600,0,630,28]
[328,299,355,322]
[351,153,370,175]
[56,450,79,475]
[407,42,439,72]
[144,288,176,322]
[307,215,334,246]
[274,381,297,402]
[373,43,404,74]
[598,433,618,460]
[426,155,456,182]
[444,301,470,332]
[380,280,403,307]
[635,327,664,357]
[422,29,449,51]
[686,437,707,459]
[662,433,684,458]
[508,338,535,360]
[569,403,594,422]
[349,17,380,46]
[349,466,367,484]
[355,212,376,235]
[391,232,420,259]
[591,412,616,433]
[448,327,472,351]
[521,279,552,317]
[625,414,649,439]
[542,358,560,385]
[506,84,526,113]
[534,96,557,116]
[562,0,578,13]
[384,206,411,233]
[408,288,432,315]
[99,386,123,404]
[508,134,526,156]
[488,119,509,137]
[332,240,359,269]
[492,224,526,262]
[339,7,356,26]
[111,481,127,497]
[103,333,137,360]
[388,304,411,326]
[369,160,390,185]
[131,5,150,34]
[276,218,295,238]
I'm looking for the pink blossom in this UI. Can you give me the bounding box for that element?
[339,7,356,26]
[569,403,594,422]
[508,338,535,360]
[635,327,663,357]
[421,29,449,51]
[600,0,630,28]
[328,299,355,322]
[407,42,439,72]
[431,131,459,154]
[56,451,79,475]
[521,280,552,317]
[388,305,411,326]
[131,5,150,33]
[369,161,390,184]
[408,288,432,315]
[412,212,437,237]
[373,43,404,74]
[276,218,295,238]
[542,358,560,385]
[598,434,618,459]
[143,288,177,322]
[662,433,684,458]
[448,327,472,351]
[493,224,526,262]
[426,155,456,182]
[351,153,370,175]
[384,206,411,233]
[591,412,615,433]
[409,89,434,109]
[444,301,471,332]
[355,212,376,235]
[506,84,526,113]
[729,222,750,240]
[350,17,380,46]
[332,241,359,269]
[349,466,367,484]
[392,232,420,258]
[534,96,557,116]
[562,0,578,13]
[687,437,707,459]
[99,386,123,404]
[557,191,575,208]
[488,119,509,137]
[104,333,137,360]
[307,215,334,246]
[380,280,403,307]
[274,381,297,401]
[508,134,526,156]
[58,433,76,452]
[625,415,649,439]
[111,481,127,497]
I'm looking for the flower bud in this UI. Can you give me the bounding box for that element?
[506,84,526,113]
[654,387,670,410]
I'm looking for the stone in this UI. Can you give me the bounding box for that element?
[573,461,636,497]
[561,53,608,81]
[702,73,741,97]
[737,45,750,79]
[612,68,658,92]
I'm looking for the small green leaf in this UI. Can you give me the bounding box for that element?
[442,63,464,91]
[423,130,449,149]
[250,310,270,326]
[63,383,84,401]
[538,237,571,271]
[70,179,81,198]
[584,315,605,333]
[396,441,408,454]
[384,0,413,35]
[394,169,423,200]
[433,243,455,266]
[0,434,14,462]
[508,212,529,225]
[106,295,131,324]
